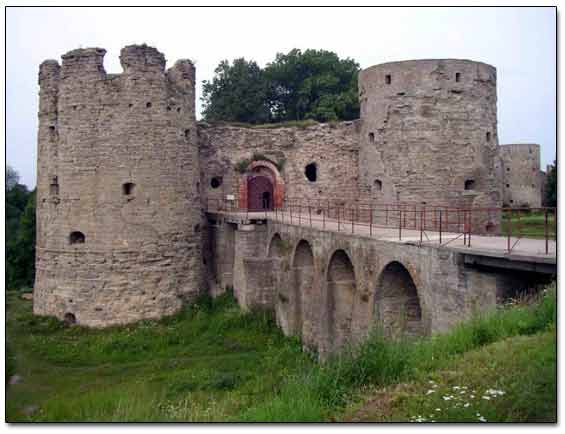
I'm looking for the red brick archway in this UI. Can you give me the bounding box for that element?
[238,160,285,210]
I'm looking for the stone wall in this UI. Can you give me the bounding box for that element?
[264,220,499,356]
[358,60,502,222]
[198,121,361,209]
[34,45,203,326]
[499,144,543,207]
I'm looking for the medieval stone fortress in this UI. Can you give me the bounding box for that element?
[34,45,553,355]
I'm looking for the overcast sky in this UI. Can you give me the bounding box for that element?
[6,6,556,188]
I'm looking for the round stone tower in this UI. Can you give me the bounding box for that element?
[358,59,501,214]
[34,45,203,326]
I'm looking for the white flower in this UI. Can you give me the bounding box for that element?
[443,396,452,401]
[426,389,435,395]
[482,396,491,400]
[452,386,461,390]
[464,403,470,408]
[470,394,475,399]
[478,416,487,422]
[435,408,441,412]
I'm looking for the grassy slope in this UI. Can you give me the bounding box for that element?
[6,283,556,422]
[341,328,556,422]
[236,283,557,422]
[501,211,556,239]
[5,292,313,422]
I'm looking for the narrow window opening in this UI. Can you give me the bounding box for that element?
[305,163,317,182]
[194,224,201,233]
[368,132,375,142]
[184,129,190,139]
[486,131,491,142]
[167,106,172,111]
[49,126,55,132]
[69,231,85,245]
[506,167,510,172]
[50,176,59,195]
[455,72,461,82]
[464,179,475,190]
[122,182,135,196]
[146,102,152,108]
[177,107,181,113]
[385,74,391,85]
[510,199,514,204]
[64,312,76,325]
[374,179,382,191]
[128,103,133,108]
[210,177,222,189]
[506,184,510,188]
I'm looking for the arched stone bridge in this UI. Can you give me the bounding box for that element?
[204,212,555,356]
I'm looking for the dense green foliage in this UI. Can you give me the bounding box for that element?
[202,58,272,124]
[6,166,36,290]
[202,49,360,124]
[544,160,557,207]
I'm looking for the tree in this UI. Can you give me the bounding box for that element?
[202,58,272,124]
[7,189,36,290]
[265,49,360,122]
[544,160,557,207]
[6,164,19,190]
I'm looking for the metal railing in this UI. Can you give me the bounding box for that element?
[205,197,556,255]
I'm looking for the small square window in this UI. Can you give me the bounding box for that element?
[385,74,391,85]
[368,132,375,142]
[455,72,461,82]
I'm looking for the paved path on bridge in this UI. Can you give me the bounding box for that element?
[213,210,556,263]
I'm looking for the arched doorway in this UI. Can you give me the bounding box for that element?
[239,160,285,211]
[247,175,274,211]
[327,249,356,351]
[374,261,425,339]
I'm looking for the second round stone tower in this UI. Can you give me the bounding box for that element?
[358,59,502,215]
[34,45,203,326]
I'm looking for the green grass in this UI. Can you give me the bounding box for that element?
[5,291,313,422]
[342,328,556,422]
[501,210,556,239]
[6,283,556,422]
[236,283,556,422]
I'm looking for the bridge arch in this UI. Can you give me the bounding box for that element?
[291,239,315,338]
[267,232,285,258]
[374,260,427,339]
[326,248,357,351]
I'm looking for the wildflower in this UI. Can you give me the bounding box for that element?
[482,396,491,400]
[435,408,441,412]
[478,416,487,422]
[443,396,452,401]
[452,386,460,390]
[425,389,435,395]
[464,403,470,408]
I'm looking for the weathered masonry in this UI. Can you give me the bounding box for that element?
[204,212,555,355]
[34,45,554,351]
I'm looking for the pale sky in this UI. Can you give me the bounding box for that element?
[6,6,556,188]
